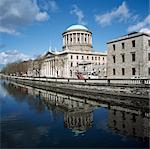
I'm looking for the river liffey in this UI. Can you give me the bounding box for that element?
[0,80,149,148]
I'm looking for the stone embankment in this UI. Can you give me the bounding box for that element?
[1,75,150,99]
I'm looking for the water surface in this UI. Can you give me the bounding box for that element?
[0,80,149,148]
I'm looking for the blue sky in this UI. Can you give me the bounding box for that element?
[0,0,149,65]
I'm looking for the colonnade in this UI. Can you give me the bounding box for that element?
[63,33,92,46]
[43,59,56,77]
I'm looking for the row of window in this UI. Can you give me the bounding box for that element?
[112,40,150,50]
[113,68,150,76]
[70,62,105,67]
[113,53,150,63]
[112,53,135,63]
[113,68,136,75]
[71,55,105,61]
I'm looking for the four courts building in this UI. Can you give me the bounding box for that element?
[28,24,150,79]
[37,24,107,78]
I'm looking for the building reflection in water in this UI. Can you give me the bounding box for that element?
[108,105,149,140]
[38,88,94,135]
[2,81,150,139]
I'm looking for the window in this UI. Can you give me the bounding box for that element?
[78,38,80,42]
[70,70,72,77]
[77,62,78,66]
[71,62,73,67]
[113,44,115,50]
[95,57,97,60]
[87,56,89,60]
[82,56,84,60]
[92,56,93,60]
[103,57,105,60]
[76,55,78,59]
[70,38,72,42]
[71,55,73,59]
[113,55,116,63]
[98,57,100,60]
[148,53,150,61]
[132,40,135,47]
[122,54,125,62]
[113,69,116,75]
[132,68,136,75]
[148,40,150,46]
[83,66,86,71]
[122,68,125,75]
[148,68,150,75]
[122,43,125,49]
[132,53,135,61]
[85,38,86,42]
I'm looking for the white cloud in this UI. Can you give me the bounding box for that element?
[95,1,130,26]
[0,0,58,35]
[35,12,49,22]
[128,15,150,33]
[37,0,58,12]
[0,50,31,65]
[139,28,150,34]
[70,5,87,25]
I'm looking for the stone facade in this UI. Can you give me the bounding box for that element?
[107,32,150,78]
[37,24,107,78]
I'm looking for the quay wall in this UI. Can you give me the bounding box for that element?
[1,75,150,99]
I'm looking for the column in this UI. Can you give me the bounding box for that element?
[63,36,65,46]
[68,34,70,45]
[76,33,78,44]
[80,33,81,44]
[90,35,92,45]
[87,34,89,45]
[49,61,50,76]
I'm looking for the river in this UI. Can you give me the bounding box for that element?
[0,80,149,148]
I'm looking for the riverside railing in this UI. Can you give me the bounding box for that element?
[2,75,150,85]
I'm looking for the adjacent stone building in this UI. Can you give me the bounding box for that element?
[107,32,150,78]
[38,24,107,78]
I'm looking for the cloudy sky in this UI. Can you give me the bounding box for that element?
[0,0,149,65]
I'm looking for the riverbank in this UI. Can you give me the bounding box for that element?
[1,75,149,99]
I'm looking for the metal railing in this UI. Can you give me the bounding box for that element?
[1,75,150,85]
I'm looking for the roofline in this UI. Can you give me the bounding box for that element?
[107,32,150,44]
[62,29,92,35]
[58,51,107,56]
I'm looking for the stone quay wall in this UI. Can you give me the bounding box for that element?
[1,75,150,99]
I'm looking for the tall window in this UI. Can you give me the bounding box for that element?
[122,68,125,75]
[113,69,116,75]
[95,57,97,60]
[148,40,150,47]
[132,40,135,47]
[122,43,125,49]
[82,56,84,60]
[98,57,100,60]
[103,57,105,60]
[92,56,93,60]
[76,55,78,59]
[149,68,150,75]
[71,62,73,67]
[70,70,72,77]
[113,55,116,63]
[132,53,135,62]
[113,44,115,50]
[148,53,150,61]
[87,56,89,60]
[71,55,73,59]
[122,54,125,62]
[132,68,136,75]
